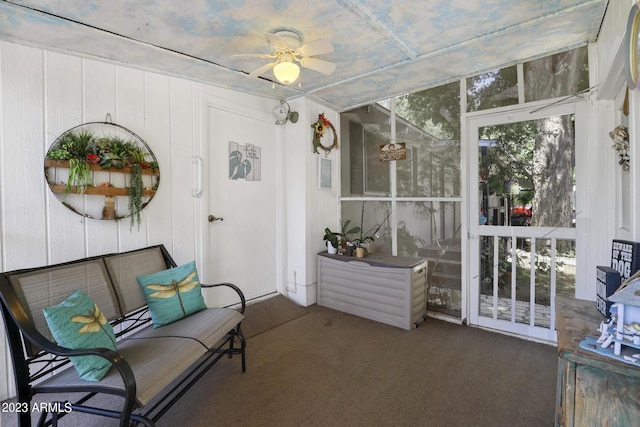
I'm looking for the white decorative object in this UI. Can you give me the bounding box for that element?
[318,157,332,189]
[229,141,261,181]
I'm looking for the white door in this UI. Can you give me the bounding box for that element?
[199,100,278,306]
[466,101,587,342]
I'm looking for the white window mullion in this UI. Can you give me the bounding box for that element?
[390,97,398,255]
[517,63,525,103]
[530,237,537,327]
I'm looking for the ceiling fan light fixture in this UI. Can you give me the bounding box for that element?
[273,61,300,84]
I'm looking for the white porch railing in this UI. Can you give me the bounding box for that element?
[474,226,576,342]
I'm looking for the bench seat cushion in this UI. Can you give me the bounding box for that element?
[35,307,243,406]
[37,336,205,407]
[129,307,243,349]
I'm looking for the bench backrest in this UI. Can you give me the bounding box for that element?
[1,245,176,359]
[7,259,120,356]
[104,246,173,314]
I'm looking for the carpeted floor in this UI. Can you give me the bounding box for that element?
[241,294,308,339]
[1,295,558,427]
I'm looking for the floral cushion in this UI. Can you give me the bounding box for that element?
[137,261,207,328]
[43,290,117,381]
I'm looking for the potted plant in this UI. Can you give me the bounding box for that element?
[47,130,97,194]
[352,210,392,257]
[323,220,360,255]
[323,228,341,254]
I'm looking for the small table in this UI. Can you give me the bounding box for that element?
[555,296,640,426]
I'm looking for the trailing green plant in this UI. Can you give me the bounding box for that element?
[127,147,148,230]
[66,158,93,194]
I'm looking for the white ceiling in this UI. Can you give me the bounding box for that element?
[0,0,609,112]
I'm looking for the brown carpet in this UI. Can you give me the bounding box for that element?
[241,294,308,339]
[2,295,558,427]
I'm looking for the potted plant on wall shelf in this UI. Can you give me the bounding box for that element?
[47,129,97,194]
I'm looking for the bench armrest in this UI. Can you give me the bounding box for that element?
[201,282,246,313]
[0,279,136,396]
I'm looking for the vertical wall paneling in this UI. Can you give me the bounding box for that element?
[115,65,148,250]
[0,41,6,401]
[142,72,173,252]
[45,52,87,264]
[83,59,120,256]
[1,43,47,271]
[1,42,47,401]
[168,78,196,264]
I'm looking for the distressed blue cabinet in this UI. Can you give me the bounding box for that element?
[555,296,640,426]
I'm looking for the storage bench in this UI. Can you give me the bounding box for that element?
[0,245,246,427]
[317,252,428,330]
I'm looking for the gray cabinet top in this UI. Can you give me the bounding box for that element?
[318,251,426,269]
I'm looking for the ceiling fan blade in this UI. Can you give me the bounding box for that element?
[299,57,336,75]
[232,53,276,59]
[265,33,289,51]
[248,62,276,78]
[296,39,333,57]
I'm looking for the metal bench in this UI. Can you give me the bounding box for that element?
[0,245,246,427]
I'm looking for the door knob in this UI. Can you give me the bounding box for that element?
[208,215,223,222]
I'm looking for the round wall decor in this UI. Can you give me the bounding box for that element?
[311,113,338,155]
[44,117,160,228]
[626,2,640,89]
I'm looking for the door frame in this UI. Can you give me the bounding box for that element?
[194,93,281,306]
[463,98,589,341]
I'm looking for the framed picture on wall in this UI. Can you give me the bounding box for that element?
[318,157,332,189]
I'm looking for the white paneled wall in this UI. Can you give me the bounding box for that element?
[0,41,289,401]
[0,41,199,401]
[0,39,339,401]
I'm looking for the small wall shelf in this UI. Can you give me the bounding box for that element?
[45,159,160,176]
[48,183,156,197]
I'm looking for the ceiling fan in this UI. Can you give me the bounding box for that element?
[234,30,336,85]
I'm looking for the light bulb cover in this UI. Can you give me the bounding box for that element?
[273,61,300,84]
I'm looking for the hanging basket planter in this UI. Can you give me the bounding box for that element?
[44,115,160,229]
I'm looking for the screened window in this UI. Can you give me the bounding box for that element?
[524,46,589,102]
[466,65,518,112]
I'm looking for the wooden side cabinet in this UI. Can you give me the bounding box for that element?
[555,296,640,426]
[317,252,427,330]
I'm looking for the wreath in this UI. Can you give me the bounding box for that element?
[311,113,338,154]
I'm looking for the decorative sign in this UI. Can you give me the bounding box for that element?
[229,141,261,181]
[596,266,621,318]
[611,239,640,281]
[379,143,406,161]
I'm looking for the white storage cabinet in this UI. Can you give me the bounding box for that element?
[317,252,428,330]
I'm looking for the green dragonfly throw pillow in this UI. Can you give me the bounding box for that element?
[43,289,117,381]
[137,261,207,328]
